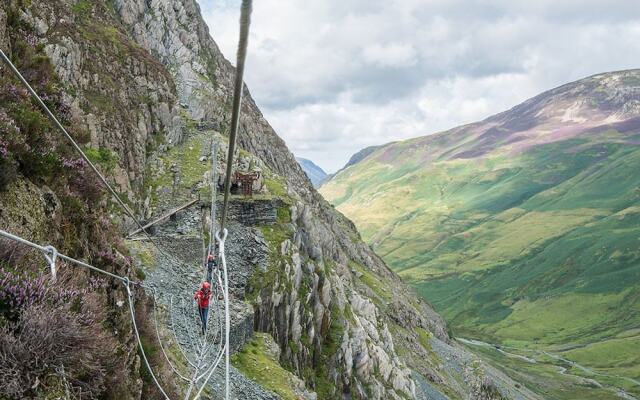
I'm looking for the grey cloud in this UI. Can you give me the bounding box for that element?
[200,0,640,170]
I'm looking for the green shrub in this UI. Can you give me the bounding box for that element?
[85,147,119,172]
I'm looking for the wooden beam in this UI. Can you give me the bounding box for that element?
[127,198,199,237]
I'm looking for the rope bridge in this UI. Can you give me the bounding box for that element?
[0,0,253,398]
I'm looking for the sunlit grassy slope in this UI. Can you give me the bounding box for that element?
[321,70,640,397]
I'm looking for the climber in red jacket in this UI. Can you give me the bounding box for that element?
[194,282,212,335]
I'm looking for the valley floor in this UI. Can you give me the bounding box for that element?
[457,335,640,400]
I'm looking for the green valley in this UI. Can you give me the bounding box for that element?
[321,70,640,398]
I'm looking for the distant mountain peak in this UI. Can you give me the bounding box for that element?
[360,69,640,165]
[296,157,328,187]
[342,144,388,170]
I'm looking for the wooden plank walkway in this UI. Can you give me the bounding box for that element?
[127,198,199,237]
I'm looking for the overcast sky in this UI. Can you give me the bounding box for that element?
[197,0,640,173]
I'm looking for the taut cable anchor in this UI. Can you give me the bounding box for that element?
[43,245,58,283]
[123,277,132,297]
[215,229,229,248]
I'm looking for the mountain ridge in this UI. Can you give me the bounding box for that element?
[295,157,327,187]
[321,69,640,399]
[344,69,640,169]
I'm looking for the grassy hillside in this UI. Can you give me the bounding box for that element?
[321,70,640,398]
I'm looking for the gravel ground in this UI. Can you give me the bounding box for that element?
[413,372,449,400]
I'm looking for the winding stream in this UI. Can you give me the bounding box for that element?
[457,337,639,400]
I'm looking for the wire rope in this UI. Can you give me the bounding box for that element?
[152,292,192,382]
[219,0,253,233]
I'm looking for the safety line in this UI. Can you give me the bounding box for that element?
[209,139,218,257]
[203,272,225,361]
[187,262,227,397]
[185,293,221,399]
[204,2,254,390]
[189,137,226,389]
[0,227,174,398]
[169,295,198,369]
[201,213,208,282]
[182,298,204,354]
[195,343,226,387]
[192,289,224,387]
[0,73,229,400]
[1,0,254,397]
[3,48,230,398]
[152,292,192,382]
[194,272,227,382]
[187,0,253,394]
[0,229,131,284]
[199,228,231,399]
[125,279,171,400]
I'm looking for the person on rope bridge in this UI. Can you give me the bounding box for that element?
[207,252,225,301]
[194,282,212,335]
[206,253,217,283]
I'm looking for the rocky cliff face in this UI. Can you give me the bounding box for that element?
[9,0,183,194]
[0,2,166,398]
[0,1,533,399]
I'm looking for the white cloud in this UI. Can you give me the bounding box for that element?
[198,0,640,172]
[362,43,417,68]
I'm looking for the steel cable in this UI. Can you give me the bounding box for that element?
[152,292,192,382]
[0,228,172,398]
[124,279,171,400]
[219,0,253,233]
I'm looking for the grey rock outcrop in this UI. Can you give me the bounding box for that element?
[11,0,183,197]
[109,4,426,394]
[114,0,313,193]
[0,8,8,52]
